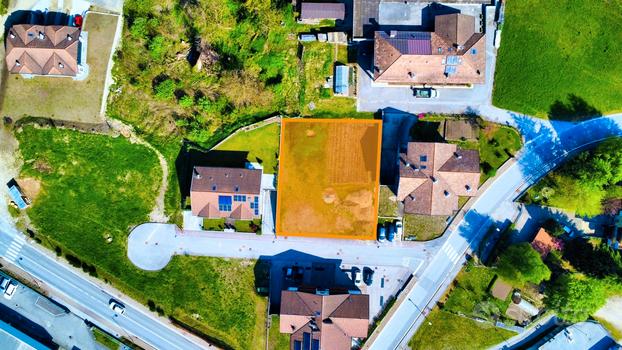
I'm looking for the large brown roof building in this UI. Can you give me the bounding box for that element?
[398,142,480,216]
[373,13,485,86]
[190,166,262,220]
[280,290,369,350]
[5,24,81,76]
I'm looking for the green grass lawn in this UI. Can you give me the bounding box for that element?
[215,123,280,174]
[478,124,522,182]
[403,214,448,241]
[91,328,120,350]
[268,315,290,350]
[16,127,267,350]
[493,0,622,119]
[0,13,118,123]
[409,309,515,350]
[378,185,400,217]
[443,265,510,321]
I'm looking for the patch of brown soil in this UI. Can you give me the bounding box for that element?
[33,159,53,174]
[17,177,42,201]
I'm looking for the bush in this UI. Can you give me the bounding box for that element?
[496,243,551,286]
[154,79,176,100]
[547,273,606,322]
[179,95,194,108]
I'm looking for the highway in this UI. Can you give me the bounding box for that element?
[364,114,622,349]
[0,218,213,350]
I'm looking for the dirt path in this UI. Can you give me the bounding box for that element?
[107,119,169,223]
[0,127,21,223]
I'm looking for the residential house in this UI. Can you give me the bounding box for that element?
[5,24,82,76]
[532,321,620,350]
[280,290,369,350]
[373,13,485,85]
[397,142,480,216]
[531,228,563,259]
[190,166,262,220]
[299,3,346,24]
[0,319,49,350]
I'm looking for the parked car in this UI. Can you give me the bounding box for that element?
[413,88,439,98]
[0,277,9,290]
[387,224,395,242]
[109,299,125,314]
[378,225,387,242]
[351,267,362,286]
[363,267,374,286]
[395,221,403,238]
[4,281,17,300]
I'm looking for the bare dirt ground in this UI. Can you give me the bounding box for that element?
[0,127,21,222]
[594,297,622,340]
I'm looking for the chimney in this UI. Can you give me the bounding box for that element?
[193,168,201,179]
[465,184,471,192]
[58,62,64,68]
[431,176,438,184]
[67,34,73,41]
[9,31,15,39]
[444,190,450,197]
[454,152,462,159]
[15,60,21,67]
[38,31,45,40]
[390,30,397,38]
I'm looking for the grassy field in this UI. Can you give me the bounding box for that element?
[277,119,382,239]
[0,13,118,122]
[378,185,400,217]
[403,214,448,241]
[91,328,120,350]
[493,0,622,119]
[16,127,267,350]
[443,265,510,321]
[409,309,515,350]
[215,123,280,174]
[268,315,290,350]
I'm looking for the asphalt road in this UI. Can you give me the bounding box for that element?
[365,113,622,349]
[0,219,213,350]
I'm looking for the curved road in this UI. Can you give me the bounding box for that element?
[364,112,622,349]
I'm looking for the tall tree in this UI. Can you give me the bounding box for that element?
[496,243,551,286]
[547,273,606,322]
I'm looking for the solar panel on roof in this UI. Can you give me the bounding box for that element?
[446,56,460,65]
[444,65,457,75]
[334,65,349,94]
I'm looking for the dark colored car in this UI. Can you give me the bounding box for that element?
[363,267,374,286]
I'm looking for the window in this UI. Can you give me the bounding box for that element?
[234,195,246,202]
[234,186,239,192]
[420,165,427,170]
[254,209,259,216]
[471,48,478,55]
[218,195,232,211]
[419,155,427,162]
[437,47,442,54]
[211,185,217,191]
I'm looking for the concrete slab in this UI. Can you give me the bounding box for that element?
[127,223,179,271]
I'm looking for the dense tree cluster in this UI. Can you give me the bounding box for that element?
[496,243,551,286]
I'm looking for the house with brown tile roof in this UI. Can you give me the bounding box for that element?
[299,3,346,24]
[5,24,82,76]
[531,228,563,259]
[397,142,480,216]
[280,290,369,350]
[190,166,262,220]
[373,13,485,86]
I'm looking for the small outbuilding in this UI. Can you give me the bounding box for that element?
[299,2,346,24]
[334,65,349,96]
[490,277,512,300]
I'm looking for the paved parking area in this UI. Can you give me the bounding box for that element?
[357,5,498,114]
[0,271,97,349]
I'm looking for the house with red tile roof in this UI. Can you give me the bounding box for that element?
[397,142,480,216]
[5,24,82,76]
[531,228,563,258]
[190,166,262,220]
[280,290,369,350]
[373,13,485,86]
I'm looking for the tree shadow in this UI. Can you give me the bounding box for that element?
[548,94,602,121]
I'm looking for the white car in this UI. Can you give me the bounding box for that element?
[0,277,9,290]
[109,300,125,314]
[395,221,403,238]
[4,281,17,300]
[351,267,363,286]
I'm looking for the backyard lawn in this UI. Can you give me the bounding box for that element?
[478,124,522,182]
[493,0,622,119]
[0,13,118,123]
[378,185,400,217]
[409,309,515,350]
[215,122,280,174]
[268,315,290,350]
[16,127,267,350]
[403,214,448,241]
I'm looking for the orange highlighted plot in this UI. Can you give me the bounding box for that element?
[276,118,382,240]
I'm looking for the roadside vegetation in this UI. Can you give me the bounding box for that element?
[493,0,622,119]
[522,138,622,217]
[0,13,118,123]
[409,309,515,350]
[15,127,267,350]
[378,185,399,218]
[403,214,448,241]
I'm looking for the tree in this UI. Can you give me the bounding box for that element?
[546,273,606,322]
[496,243,551,286]
[154,79,176,100]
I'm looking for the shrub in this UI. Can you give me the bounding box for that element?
[179,95,194,108]
[154,79,176,100]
